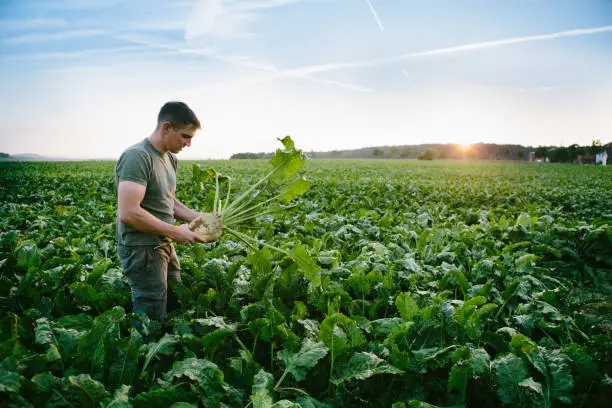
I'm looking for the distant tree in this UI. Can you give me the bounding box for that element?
[590,139,603,154]
[503,149,510,160]
[517,151,525,160]
[399,147,412,158]
[0,152,9,158]
[388,146,399,157]
[534,146,548,159]
[549,147,570,163]
[373,148,384,157]
[418,148,438,160]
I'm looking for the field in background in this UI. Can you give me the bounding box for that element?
[1,159,611,407]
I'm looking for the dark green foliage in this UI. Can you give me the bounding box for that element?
[0,159,611,407]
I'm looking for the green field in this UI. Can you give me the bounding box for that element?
[1,159,611,407]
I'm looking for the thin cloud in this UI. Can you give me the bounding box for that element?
[113,34,373,92]
[3,29,104,44]
[0,18,67,31]
[365,0,384,31]
[184,0,327,40]
[265,25,612,77]
[4,45,152,62]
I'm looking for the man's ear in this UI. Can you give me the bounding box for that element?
[161,121,172,134]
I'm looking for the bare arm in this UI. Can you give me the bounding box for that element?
[174,198,200,223]
[117,181,209,244]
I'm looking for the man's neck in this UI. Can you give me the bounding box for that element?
[148,132,167,154]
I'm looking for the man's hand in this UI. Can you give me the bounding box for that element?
[170,224,211,245]
[187,212,223,243]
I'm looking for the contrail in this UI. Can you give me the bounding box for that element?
[112,34,373,92]
[365,0,384,31]
[272,25,612,77]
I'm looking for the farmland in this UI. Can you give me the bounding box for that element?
[1,159,611,407]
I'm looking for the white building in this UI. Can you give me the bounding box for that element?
[596,150,608,166]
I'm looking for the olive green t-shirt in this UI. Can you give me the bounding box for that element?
[115,139,178,245]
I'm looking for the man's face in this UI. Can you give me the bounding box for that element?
[164,123,197,154]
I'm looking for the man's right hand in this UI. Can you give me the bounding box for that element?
[171,224,211,244]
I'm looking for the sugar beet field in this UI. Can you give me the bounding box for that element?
[1,159,611,408]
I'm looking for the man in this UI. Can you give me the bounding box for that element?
[115,101,220,327]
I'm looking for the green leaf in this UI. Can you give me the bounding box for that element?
[279,177,310,202]
[161,358,225,404]
[192,316,237,331]
[0,370,20,393]
[35,317,63,364]
[109,329,142,386]
[278,338,328,382]
[268,137,307,184]
[396,293,419,320]
[248,249,274,297]
[492,353,529,404]
[141,333,179,374]
[469,348,490,377]
[295,396,334,408]
[67,374,110,408]
[16,241,41,269]
[319,313,365,357]
[76,306,125,380]
[290,245,321,285]
[252,369,274,408]
[448,364,470,393]
[518,377,543,399]
[332,352,403,385]
[103,385,132,408]
[515,212,532,228]
[133,388,196,408]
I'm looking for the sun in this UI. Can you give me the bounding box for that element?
[459,142,472,151]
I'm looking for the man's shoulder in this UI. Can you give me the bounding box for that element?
[119,140,152,161]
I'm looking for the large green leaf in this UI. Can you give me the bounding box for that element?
[109,329,142,386]
[396,293,419,320]
[268,137,307,184]
[290,245,321,286]
[332,352,403,385]
[278,338,328,382]
[252,369,274,408]
[279,177,310,202]
[319,313,365,357]
[141,333,179,374]
[102,385,132,408]
[492,353,529,405]
[76,306,125,380]
[67,374,110,408]
[16,241,41,270]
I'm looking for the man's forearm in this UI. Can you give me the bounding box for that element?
[120,206,178,239]
[174,199,199,222]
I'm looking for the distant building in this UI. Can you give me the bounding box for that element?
[595,142,612,166]
[529,152,536,162]
[596,151,608,166]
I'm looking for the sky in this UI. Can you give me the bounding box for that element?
[1,0,611,159]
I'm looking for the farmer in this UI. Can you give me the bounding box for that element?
[115,101,220,328]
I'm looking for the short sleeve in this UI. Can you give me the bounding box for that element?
[116,148,151,186]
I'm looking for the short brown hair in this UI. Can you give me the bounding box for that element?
[157,101,201,130]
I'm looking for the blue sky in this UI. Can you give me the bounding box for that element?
[1,0,611,159]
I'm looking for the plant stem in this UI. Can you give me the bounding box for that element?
[213,174,219,213]
[222,168,276,215]
[225,227,291,258]
[224,193,282,223]
[224,207,285,227]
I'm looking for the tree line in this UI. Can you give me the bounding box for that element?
[230,140,609,162]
